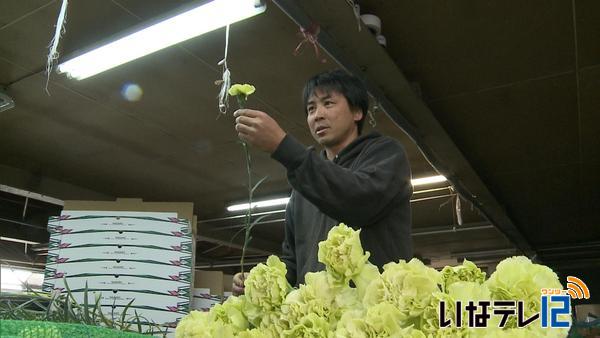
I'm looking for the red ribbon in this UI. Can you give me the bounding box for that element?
[293,23,327,63]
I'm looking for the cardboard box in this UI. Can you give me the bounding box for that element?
[194,270,224,296]
[63,198,194,222]
[191,270,227,311]
[191,288,221,312]
[44,269,191,293]
[48,211,190,234]
[63,198,197,236]
[45,260,190,280]
[49,242,191,264]
[223,274,233,293]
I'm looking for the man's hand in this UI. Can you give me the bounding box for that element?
[234,109,286,153]
[232,272,249,296]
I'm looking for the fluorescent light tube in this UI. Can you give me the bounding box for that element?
[0,237,40,245]
[227,197,290,212]
[411,175,447,187]
[227,175,447,211]
[0,267,44,292]
[226,175,447,212]
[57,0,266,80]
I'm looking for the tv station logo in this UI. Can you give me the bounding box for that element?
[439,276,590,329]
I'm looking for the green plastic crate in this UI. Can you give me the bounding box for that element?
[0,320,148,338]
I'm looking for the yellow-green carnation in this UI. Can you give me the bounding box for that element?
[363,258,441,321]
[228,84,256,97]
[244,255,291,326]
[318,223,370,285]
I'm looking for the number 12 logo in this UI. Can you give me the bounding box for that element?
[541,295,570,328]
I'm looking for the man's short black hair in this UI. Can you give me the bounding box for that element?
[303,69,369,134]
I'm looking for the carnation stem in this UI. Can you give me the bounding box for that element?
[236,95,253,276]
[240,140,252,275]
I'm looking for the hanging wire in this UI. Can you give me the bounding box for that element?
[437,186,457,230]
[45,0,68,95]
[455,194,463,226]
[368,100,379,128]
[368,110,377,128]
[345,0,361,31]
[216,24,232,117]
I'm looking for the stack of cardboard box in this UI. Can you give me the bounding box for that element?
[43,199,196,336]
[192,270,234,311]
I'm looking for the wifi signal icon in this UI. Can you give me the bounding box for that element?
[567,276,590,299]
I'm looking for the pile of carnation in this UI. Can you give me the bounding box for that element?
[176,223,570,337]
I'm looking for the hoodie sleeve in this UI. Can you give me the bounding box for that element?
[272,134,412,228]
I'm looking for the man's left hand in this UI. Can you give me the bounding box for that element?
[234,109,286,154]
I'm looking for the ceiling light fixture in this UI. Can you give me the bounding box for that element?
[227,175,448,212]
[57,0,266,80]
[0,267,44,292]
[0,91,15,113]
[227,197,290,212]
[0,237,40,245]
[411,175,447,187]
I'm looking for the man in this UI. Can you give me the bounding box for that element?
[232,69,412,293]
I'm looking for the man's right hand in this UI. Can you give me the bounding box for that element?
[234,109,286,154]
[232,272,249,296]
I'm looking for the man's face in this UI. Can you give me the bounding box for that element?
[306,89,363,148]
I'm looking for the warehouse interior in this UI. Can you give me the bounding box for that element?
[1,0,599,308]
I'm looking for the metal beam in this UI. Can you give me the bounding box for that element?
[272,0,536,258]
[195,257,268,269]
[196,228,279,255]
[0,184,64,206]
[412,222,495,237]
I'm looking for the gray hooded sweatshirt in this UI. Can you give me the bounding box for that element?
[271,131,413,286]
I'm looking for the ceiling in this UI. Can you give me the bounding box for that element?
[0,0,598,294]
